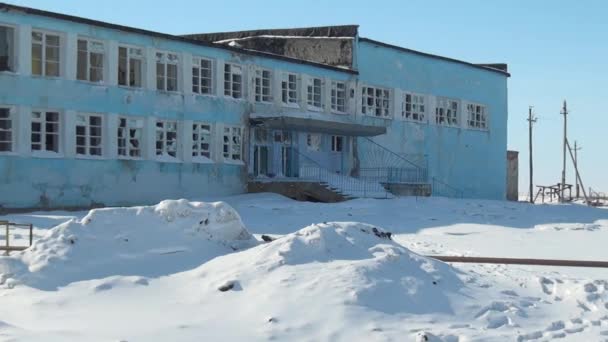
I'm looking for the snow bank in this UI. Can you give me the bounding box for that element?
[0,199,257,290]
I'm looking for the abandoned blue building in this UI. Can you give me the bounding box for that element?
[0,3,510,209]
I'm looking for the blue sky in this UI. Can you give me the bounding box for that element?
[7,0,608,195]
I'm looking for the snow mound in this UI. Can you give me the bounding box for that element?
[0,199,257,290]
[184,222,463,321]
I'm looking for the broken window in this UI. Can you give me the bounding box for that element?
[192,122,212,159]
[75,113,103,156]
[361,86,390,118]
[307,77,323,109]
[0,25,15,72]
[224,63,242,99]
[118,46,144,88]
[331,81,346,113]
[306,133,322,152]
[403,93,426,122]
[466,103,488,130]
[118,116,143,158]
[223,126,242,161]
[281,73,298,105]
[331,135,344,152]
[156,120,178,158]
[77,39,104,83]
[31,31,60,77]
[156,52,179,92]
[192,57,213,95]
[0,107,13,152]
[435,97,459,127]
[31,110,60,153]
[254,68,272,103]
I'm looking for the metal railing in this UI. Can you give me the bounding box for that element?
[431,177,464,198]
[1,221,33,255]
[358,167,428,184]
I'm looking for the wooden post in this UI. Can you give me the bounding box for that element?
[573,141,582,198]
[527,106,537,203]
[566,139,589,204]
[29,224,33,246]
[4,221,8,256]
[560,100,568,202]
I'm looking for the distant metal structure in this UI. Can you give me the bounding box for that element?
[560,100,568,202]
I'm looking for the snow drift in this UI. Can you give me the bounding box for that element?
[0,199,258,290]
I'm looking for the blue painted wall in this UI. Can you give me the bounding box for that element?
[356,40,509,200]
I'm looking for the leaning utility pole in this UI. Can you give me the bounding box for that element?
[527,106,537,203]
[560,100,568,202]
[573,141,582,198]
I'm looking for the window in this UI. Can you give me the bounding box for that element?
[156,120,178,158]
[118,46,144,88]
[223,126,242,161]
[224,63,242,99]
[254,69,272,103]
[307,77,323,109]
[331,135,344,152]
[192,57,213,95]
[466,103,488,130]
[118,117,143,158]
[31,31,60,77]
[361,86,390,118]
[77,39,104,83]
[0,25,15,72]
[435,97,459,127]
[0,107,13,152]
[306,133,321,152]
[331,81,346,113]
[31,110,60,153]
[402,93,426,122]
[281,73,298,105]
[75,113,103,156]
[156,52,179,92]
[192,122,212,159]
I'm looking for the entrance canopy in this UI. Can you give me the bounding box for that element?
[250,112,386,137]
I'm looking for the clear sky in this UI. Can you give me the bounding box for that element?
[6,0,608,196]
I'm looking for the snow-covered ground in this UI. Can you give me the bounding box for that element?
[2,194,608,341]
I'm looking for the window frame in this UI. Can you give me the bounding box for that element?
[224,63,243,99]
[361,85,391,118]
[117,115,144,160]
[155,119,179,159]
[254,68,273,103]
[306,76,323,111]
[155,51,180,92]
[0,106,15,154]
[435,97,460,127]
[331,135,344,153]
[192,56,214,96]
[118,44,145,88]
[0,23,16,73]
[402,92,427,123]
[76,37,105,83]
[192,121,213,161]
[306,133,322,152]
[330,81,347,114]
[281,72,298,107]
[30,109,61,156]
[31,29,62,77]
[466,102,489,131]
[222,125,243,162]
[75,112,103,158]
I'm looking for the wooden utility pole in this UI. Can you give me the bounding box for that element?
[573,141,582,198]
[527,106,537,203]
[566,139,589,204]
[560,100,568,202]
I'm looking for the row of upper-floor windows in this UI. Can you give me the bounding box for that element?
[0,24,489,131]
[0,106,244,163]
[0,24,350,113]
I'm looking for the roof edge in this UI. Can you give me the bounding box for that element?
[359,37,511,77]
[182,25,359,41]
[0,2,357,75]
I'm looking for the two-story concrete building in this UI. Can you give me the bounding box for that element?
[0,3,509,210]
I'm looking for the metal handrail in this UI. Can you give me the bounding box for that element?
[361,137,425,169]
[432,177,464,198]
